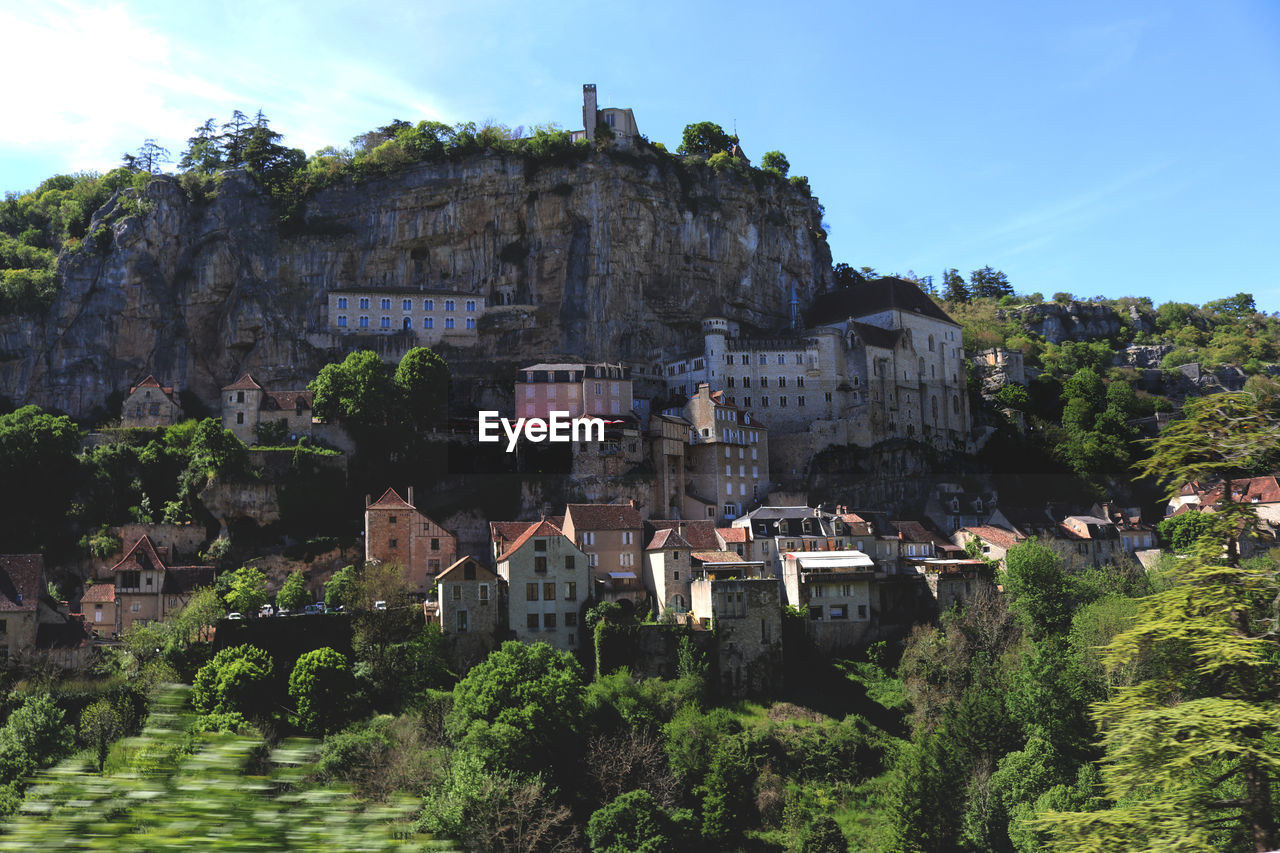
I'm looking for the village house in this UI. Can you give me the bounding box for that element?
[561,502,645,601]
[951,525,1025,569]
[121,375,183,428]
[688,559,782,696]
[0,555,41,666]
[103,536,214,636]
[364,487,457,597]
[642,528,695,616]
[515,362,633,420]
[732,506,867,578]
[220,373,315,444]
[433,556,505,667]
[1055,515,1126,568]
[495,520,590,653]
[682,384,771,522]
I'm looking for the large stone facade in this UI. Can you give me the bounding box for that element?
[220,373,314,444]
[495,520,590,653]
[122,376,183,427]
[364,487,457,596]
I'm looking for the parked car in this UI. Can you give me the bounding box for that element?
[259,605,275,618]
[374,600,387,611]
[227,612,243,620]
[304,604,324,616]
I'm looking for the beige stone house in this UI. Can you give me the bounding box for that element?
[364,487,457,597]
[495,520,590,653]
[107,536,215,635]
[434,556,505,667]
[327,288,484,344]
[220,373,315,444]
[688,559,782,697]
[643,528,695,615]
[515,362,633,420]
[683,384,770,523]
[0,555,41,665]
[122,375,183,427]
[561,502,644,594]
[952,525,1025,569]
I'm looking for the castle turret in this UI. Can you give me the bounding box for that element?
[582,84,598,141]
[702,317,730,387]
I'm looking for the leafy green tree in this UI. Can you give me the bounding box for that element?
[446,641,587,780]
[179,118,223,173]
[276,569,310,612]
[192,644,274,717]
[223,566,269,614]
[289,647,355,735]
[942,268,969,302]
[0,405,80,548]
[1003,540,1072,638]
[395,347,449,430]
[994,384,1030,412]
[587,789,680,853]
[79,698,125,771]
[798,815,848,853]
[326,564,357,609]
[1156,511,1225,553]
[970,266,1013,298]
[310,349,399,428]
[759,150,790,177]
[677,121,733,156]
[0,694,74,785]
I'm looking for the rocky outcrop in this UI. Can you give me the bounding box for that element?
[0,150,831,419]
[1002,301,1154,345]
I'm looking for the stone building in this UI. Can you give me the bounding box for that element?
[495,519,590,653]
[682,384,770,523]
[643,528,695,615]
[572,83,640,144]
[515,362,633,420]
[105,536,214,635]
[122,375,183,427]
[781,550,875,620]
[434,556,505,667]
[951,525,1025,569]
[561,502,644,598]
[647,413,691,518]
[658,278,971,459]
[0,555,41,665]
[732,506,871,578]
[328,288,484,345]
[688,560,782,697]
[364,487,457,597]
[220,373,315,444]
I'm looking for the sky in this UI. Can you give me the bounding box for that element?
[2,0,1278,310]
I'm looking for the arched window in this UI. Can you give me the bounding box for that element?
[952,395,960,414]
[402,317,412,330]
[928,334,935,352]
[931,397,939,421]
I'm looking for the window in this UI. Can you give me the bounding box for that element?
[808,605,823,620]
[121,571,140,588]
[388,538,398,549]
[534,556,547,573]
[830,605,848,619]
[565,582,577,601]
[456,610,469,632]
[149,403,160,416]
[727,377,735,388]
[588,554,598,567]
[743,397,751,407]
[543,613,557,629]
[858,604,867,618]
[131,602,142,613]
[466,299,476,311]
[466,318,476,329]
[620,552,634,567]
[740,355,749,365]
[445,299,455,311]
[424,317,433,329]
[359,297,370,309]
[622,531,633,545]
[380,298,391,310]
[761,396,769,407]
[380,316,391,328]
[565,612,578,626]
[451,585,461,601]
[583,532,595,546]
[337,297,348,309]
[726,464,732,477]
[742,377,751,388]
[778,376,786,388]
[726,354,734,364]
[445,318,454,329]
[236,412,244,424]
[825,392,832,403]
[359,315,369,328]
[544,582,555,600]
[798,395,806,407]
[759,354,768,365]
[565,555,575,570]
[777,354,785,365]
[780,396,787,407]
[760,376,768,388]
[402,299,412,311]
[724,502,736,515]
[796,376,804,387]
[526,583,538,601]
[527,613,539,630]
[337,315,347,327]
[424,299,434,310]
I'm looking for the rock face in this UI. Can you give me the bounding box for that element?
[0,150,831,419]
[1003,301,1154,345]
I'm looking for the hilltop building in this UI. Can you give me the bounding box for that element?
[220,374,314,444]
[327,289,484,345]
[572,83,640,144]
[100,536,214,636]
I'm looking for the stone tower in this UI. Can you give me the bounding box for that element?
[582,84,598,141]
[702,317,731,387]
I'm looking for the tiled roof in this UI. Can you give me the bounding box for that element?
[81,583,116,603]
[262,390,313,412]
[491,521,535,543]
[368,488,414,510]
[649,520,720,550]
[497,520,564,563]
[961,525,1024,551]
[806,277,959,327]
[565,503,642,531]
[110,536,167,574]
[647,528,693,550]
[889,520,934,542]
[129,375,177,400]
[223,373,263,392]
[0,555,42,612]
[163,567,215,595]
[716,527,750,543]
[691,550,745,563]
[437,556,497,582]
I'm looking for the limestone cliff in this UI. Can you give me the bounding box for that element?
[0,149,831,418]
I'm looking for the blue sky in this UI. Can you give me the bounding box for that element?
[2,0,1278,310]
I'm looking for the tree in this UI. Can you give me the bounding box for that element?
[798,815,848,853]
[587,789,680,853]
[309,349,399,428]
[395,347,449,430]
[326,564,357,609]
[289,647,355,736]
[276,570,309,613]
[943,268,969,302]
[223,566,269,614]
[1037,553,1280,851]
[123,139,171,174]
[1002,541,1072,638]
[970,266,1012,298]
[759,150,790,177]
[446,641,587,780]
[79,699,125,772]
[175,586,224,643]
[0,405,80,548]
[192,644,274,717]
[677,122,733,156]
[0,694,74,785]
[179,118,223,173]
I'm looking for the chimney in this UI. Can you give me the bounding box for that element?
[628,499,636,509]
[407,486,414,507]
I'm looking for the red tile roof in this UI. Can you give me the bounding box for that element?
[223,373,263,392]
[129,375,177,400]
[368,488,414,509]
[262,390,314,412]
[716,527,750,543]
[81,583,116,604]
[491,521,536,544]
[497,520,565,563]
[960,526,1024,551]
[109,536,168,574]
[649,519,720,550]
[890,520,934,542]
[691,550,744,563]
[565,503,642,531]
[0,555,42,612]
